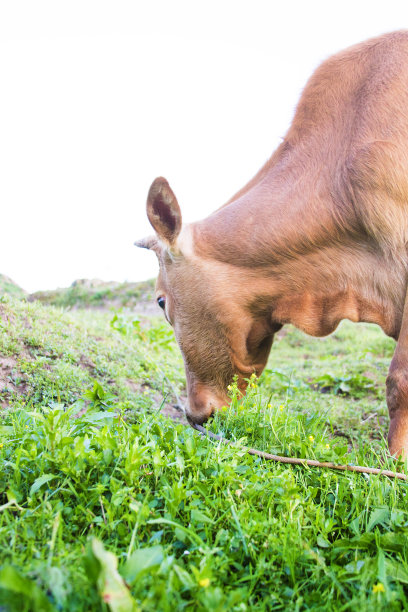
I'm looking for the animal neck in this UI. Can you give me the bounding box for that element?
[195,143,347,270]
[191,152,404,339]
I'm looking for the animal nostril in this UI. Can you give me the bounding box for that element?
[157,296,166,310]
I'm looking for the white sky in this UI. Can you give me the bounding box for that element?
[1,1,408,292]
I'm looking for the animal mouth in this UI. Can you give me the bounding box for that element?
[186,412,211,427]
[185,384,229,425]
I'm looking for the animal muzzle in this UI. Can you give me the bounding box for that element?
[185,382,229,425]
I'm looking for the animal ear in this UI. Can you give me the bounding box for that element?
[134,235,159,251]
[146,177,182,246]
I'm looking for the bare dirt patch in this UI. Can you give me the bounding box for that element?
[0,304,15,326]
[79,355,97,372]
[0,355,28,409]
[123,378,188,424]
[161,402,187,424]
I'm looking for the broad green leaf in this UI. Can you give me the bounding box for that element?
[82,411,115,423]
[173,564,196,589]
[191,508,214,524]
[386,559,408,584]
[30,474,58,496]
[348,514,361,537]
[122,545,164,583]
[377,549,387,586]
[175,453,185,472]
[379,532,408,553]
[367,507,390,532]
[91,538,139,612]
[316,535,330,548]
[333,534,375,552]
[0,565,55,611]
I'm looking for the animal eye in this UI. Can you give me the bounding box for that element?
[157,296,166,310]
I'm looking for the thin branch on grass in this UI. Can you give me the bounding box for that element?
[192,423,408,482]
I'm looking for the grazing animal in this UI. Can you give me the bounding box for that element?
[136,31,408,457]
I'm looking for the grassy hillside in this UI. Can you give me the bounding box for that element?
[30,278,156,311]
[0,274,26,300]
[1,294,407,611]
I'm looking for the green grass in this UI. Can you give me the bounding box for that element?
[1,295,407,611]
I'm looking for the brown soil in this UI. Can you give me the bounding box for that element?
[0,305,15,326]
[123,378,188,425]
[0,355,28,409]
[79,355,97,372]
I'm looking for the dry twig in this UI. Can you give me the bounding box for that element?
[192,423,408,482]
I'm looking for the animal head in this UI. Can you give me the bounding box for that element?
[136,177,279,423]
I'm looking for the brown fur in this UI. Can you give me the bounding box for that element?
[138,31,408,454]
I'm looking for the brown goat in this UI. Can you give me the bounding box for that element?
[137,31,408,457]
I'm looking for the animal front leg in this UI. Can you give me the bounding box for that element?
[386,283,408,459]
[386,355,408,457]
